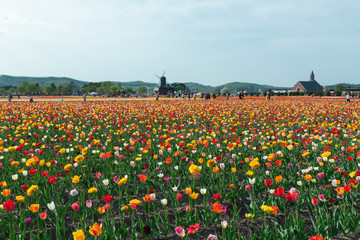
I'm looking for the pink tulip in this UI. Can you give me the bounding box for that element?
[245,185,251,191]
[318,194,326,202]
[175,227,185,237]
[291,192,299,201]
[85,200,92,208]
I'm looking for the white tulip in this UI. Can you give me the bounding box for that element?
[102,179,109,186]
[161,199,167,206]
[47,201,56,211]
[70,189,78,197]
[249,178,255,185]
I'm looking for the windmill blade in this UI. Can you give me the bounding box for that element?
[155,74,160,78]
[162,71,166,76]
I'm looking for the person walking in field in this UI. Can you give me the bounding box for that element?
[346,93,350,102]
[266,91,271,100]
[83,93,87,102]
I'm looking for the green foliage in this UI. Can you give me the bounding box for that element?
[171,83,187,91]
[43,86,55,95]
[334,84,345,96]
[137,86,147,94]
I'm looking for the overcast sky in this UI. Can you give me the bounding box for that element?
[0,0,359,87]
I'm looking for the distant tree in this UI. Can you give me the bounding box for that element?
[100,81,113,94]
[9,87,16,94]
[83,82,101,93]
[26,84,37,95]
[16,85,25,95]
[51,83,56,90]
[137,86,147,94]
[44,86,56,95]
[334,84,345,96]
[171,83,187,91]
[67,81,76,94]
[220,87,230,95]
[110,85,119,93]
[56,83,64,95]
[17,81,30,95]
[124,88,134,94]
[0,88,6,95]
[62,86,72,95]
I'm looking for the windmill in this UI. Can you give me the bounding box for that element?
[155,71,167,88]
[153,71,175,96]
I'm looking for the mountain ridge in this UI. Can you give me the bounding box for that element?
[0,74,301,93]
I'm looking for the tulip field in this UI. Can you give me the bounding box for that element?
[1,98,360,240]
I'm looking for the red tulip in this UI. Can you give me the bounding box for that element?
[311,198,319,206]
[48,176,57,184]
[212,193,222,200]
[72,203,80,211]
[3,199,15,211]
[176,193,182,201]
[264,179,273,187]
[39,212,47,220]
[273,187,284,197]
[103,195,113,203]
[285,192,293,201]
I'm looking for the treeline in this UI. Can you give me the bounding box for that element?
[0,81,149,96]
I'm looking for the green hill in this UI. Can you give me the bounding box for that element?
[326,83,360,89]
[0,75,87,88]
[0,74,290,93]
[115,81,158,90]
[211,82,289,93]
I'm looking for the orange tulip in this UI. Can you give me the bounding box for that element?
[143,194,151,202]
[275,176,283,183]
[29,204,40,213]
[98,206,106,214]
[304,174,312,181]
[1,189,11,197]
[89,222,102,236]
[212,202,222,213]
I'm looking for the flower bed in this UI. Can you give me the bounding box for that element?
[0,99,359,239]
